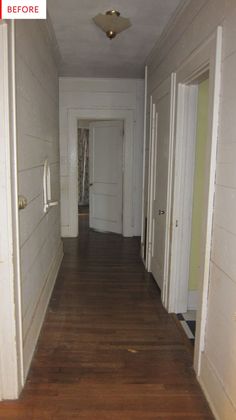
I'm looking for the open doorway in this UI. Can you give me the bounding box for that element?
[77,119,124,235]
[167,27,222,375]
[78,120,90,222]
[177,75,209,346]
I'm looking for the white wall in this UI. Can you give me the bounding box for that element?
[146,0,236,418]
[59,77,144,237]
[15,20,63,379]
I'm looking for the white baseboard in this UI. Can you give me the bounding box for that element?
[23,241,63,379]
[199,352,236,420]
[188,290,199,310]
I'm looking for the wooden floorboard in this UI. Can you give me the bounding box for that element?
[0,216,214,419]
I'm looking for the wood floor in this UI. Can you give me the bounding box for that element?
[0,215,213,419]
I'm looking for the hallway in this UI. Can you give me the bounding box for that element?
[0,216,213,419]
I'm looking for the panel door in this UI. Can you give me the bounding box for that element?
[89,120,123,234]
[150,77,175,292]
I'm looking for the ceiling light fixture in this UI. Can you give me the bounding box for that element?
[93,10,131,40]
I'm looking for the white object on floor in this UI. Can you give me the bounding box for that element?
[180,320,195,339]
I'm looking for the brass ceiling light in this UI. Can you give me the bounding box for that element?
[93,10,131,40]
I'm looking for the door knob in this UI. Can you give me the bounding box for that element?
[18,195,28,210]
[158,209,165,215]
[89,183,93,187]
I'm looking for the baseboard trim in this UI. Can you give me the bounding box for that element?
[198,352,236,420]
[23,241,63,379]
[188,290,199,310]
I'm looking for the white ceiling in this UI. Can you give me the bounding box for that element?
[48,0,183,78]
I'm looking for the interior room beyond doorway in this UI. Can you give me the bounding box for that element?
[178,76,209,347]
[77,119,124,235]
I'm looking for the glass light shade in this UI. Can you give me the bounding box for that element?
[93,11,131,39]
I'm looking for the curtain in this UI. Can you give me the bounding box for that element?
[78,128,89,205]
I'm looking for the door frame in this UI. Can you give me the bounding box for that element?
[145,74,176,308]
[68,108,134,237]
[168,27,222,374]
[141,66,148,261]
[0,21,23,399]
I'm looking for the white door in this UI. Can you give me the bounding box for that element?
[149,76,175,294]
[89,120,123,234]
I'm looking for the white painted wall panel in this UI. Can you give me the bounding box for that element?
[206,264,236,405]
[214,186,236,236]
[146,0,236,417]
[59,77,144,236]
[59,77,137,94]
[15,20,63,379]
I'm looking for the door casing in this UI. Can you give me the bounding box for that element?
[168,27,222,375]
[68,109,134,237]
[142,26,222,377]
[0,20,23,399]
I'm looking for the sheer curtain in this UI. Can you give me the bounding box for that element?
[78,128,89,206]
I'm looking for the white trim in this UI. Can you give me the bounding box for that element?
[8,20,24,388]
[169,83,198,314]
[68,108,134,237]
[146,0,191,68]
[168,27,222,375]
[141,65,148,260]
[146,96,155,271]
[0,21,23,399]
[195,26,222,375]
[162,73,176,308]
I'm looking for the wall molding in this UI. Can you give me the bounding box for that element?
[43,14,62,68]
[146,0,192,67]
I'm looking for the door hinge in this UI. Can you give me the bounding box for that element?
[175,220,179,228]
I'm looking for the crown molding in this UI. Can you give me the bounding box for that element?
[42,11,62,70]
[146,0,192,66]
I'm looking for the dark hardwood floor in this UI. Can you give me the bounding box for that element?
[0,215,213,419]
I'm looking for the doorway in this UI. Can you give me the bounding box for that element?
[177,75,209,346]
[146,74,176,304]
[140,27,222,376]
[78,121,89,212]
[67,109,134,238]
[168,27,222,374]
[77,119,124,235]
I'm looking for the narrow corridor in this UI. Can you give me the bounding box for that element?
[0,215,213,419]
